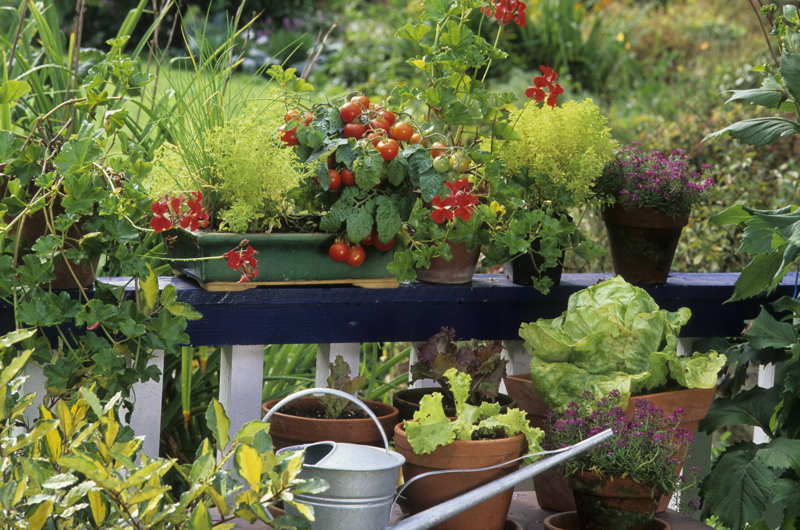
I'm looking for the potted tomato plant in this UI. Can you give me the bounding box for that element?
[393,368,543,530]
[506,276,726,512]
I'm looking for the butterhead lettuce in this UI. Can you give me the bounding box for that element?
[519,277,726,410]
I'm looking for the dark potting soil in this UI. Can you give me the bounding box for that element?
[281,405,369,419]
[472,427,508,441]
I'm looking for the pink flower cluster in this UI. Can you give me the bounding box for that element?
[431,179,480,224]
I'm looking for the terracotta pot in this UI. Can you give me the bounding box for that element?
[503,373,715,513]
[393,424,525,530]
[261,396,400,449]
[602,205,689,285]
[570,472,663,530]
[393,387,514,421]
[543,511,670,530]
[415,241,480,284]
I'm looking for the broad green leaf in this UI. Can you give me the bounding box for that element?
[780,52,800,102]
[705,117,799,147]
[396,23,430,42]
[375,198,403,243]
[165,302,203,320]
[9,419,58,452]
[745,308,797,350]
[419,171,444,202]
[0,80,31,104]
[354,150,383,190]
[729,251,784,301]
[78,387,104,417]
[702,444,776,530]
[205,400,230,450]
[726,78,785,108]
[286,499,315,522]
[756,437,800,473]
[142,267,159,313]
[27,500,53,530]
[55,138,103,176]
[700,387,781,433]
[346,204,374,244]
[189,500,212,530]
[236,445,263,490]
[87,490,107,526]
[386,158,407,186]
[404,393,455,454]
[711,204,752,226]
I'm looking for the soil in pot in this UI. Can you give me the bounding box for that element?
[393,387,514,421]
[415,241,480,284]
[602,205,688,286]
[393,424,525,530]
[503,373,714,513]
[543,511,670,530]
[261,396,400,449]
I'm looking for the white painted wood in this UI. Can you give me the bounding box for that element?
[22,361,47,427]
[754,363,776,444]
[128,349,165,459]
[409,342,437,388]
[315,343,360,386]
[220,345,265,444]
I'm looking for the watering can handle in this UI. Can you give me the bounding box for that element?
[261,387,391,451]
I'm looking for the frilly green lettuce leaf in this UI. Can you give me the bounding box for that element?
[522,277,694,410]
[404,392,455,454]
[404,370,538,453]
[668,351,727,389]
[444,367,471,416]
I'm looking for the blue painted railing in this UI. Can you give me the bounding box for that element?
[99,272,797,344]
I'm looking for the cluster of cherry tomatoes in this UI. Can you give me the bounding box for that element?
[277,109,313,146]
[327,227,396,268]
[338,95,424,162]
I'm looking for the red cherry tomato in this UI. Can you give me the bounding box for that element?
[346,245,366,267]
[328,242,350,262]
[328,169,342,191]
[327,156,336,169]
[377,139,400,161]
[430,141,447,158]
[304,111,314,125]
[351,95,370,109]
[389,121,414,142]
[409,133,422,144]
[341,168,355,187]
[380,110,397,127]
[339,102,362,123]
[369,118,390,132]
[343,123,367,139]
[374,237,395,251]
[278,125,299,146]
[284,109,301,122]
[366,131,384,147]
[361,232,374,246]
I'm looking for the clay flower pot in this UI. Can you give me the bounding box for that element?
[544,511,670,530]
[503,373,714,513]
[261,396,400,449]
[415,241,480,284]
[602,205,689,285]
[393,424,524,530]
[570,472,664,530]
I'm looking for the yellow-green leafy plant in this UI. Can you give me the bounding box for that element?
[0,332,324,529]
[146,99,306,233]
[496,99,618,208]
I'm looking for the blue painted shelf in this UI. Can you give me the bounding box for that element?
[93,273,798,345]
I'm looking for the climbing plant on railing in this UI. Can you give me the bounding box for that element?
[701,4,800,529]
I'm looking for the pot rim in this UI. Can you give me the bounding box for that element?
[394,423,525,449]
[262,396,399,423]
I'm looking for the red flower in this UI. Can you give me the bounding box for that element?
[525,65,564,107]
[223,242,260,282]
[481,0,527,27]
[430,179,479,224]
[149,192,210,234]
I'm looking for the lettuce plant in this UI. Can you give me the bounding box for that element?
[404,368,544,455]
[519,276,726,410]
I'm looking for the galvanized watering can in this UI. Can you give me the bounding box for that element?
[263,388,612,530]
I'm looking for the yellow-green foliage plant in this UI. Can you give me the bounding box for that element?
[146,98,306,233]
[0,330,324,529]
[496,99,618,208]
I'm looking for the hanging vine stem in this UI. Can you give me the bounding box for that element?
[748,0,779,68]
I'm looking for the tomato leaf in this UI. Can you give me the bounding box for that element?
[375,198,403,243]
[346,203,375,243]
[354,149,383,189]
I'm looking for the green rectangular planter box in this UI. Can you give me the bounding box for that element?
[165,229,397,288]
